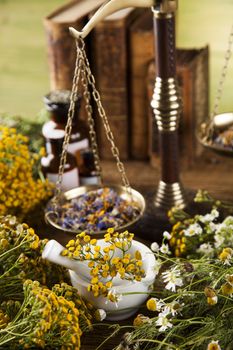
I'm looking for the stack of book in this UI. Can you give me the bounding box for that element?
[44,0,209,166]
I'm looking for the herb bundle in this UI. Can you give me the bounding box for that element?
[0,126,53,219]
[0,215,94,349]
[110,205,233,350]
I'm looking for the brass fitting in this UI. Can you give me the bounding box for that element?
[151,77,182,132]
[153,0,178,14]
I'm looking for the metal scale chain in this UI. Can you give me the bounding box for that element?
[52,38,131,208]
[52,41,84,208]
[78,41,103,186]
[207,24,233,137]
[80,39,131,190]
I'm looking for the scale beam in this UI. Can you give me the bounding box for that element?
[69,0,177,39]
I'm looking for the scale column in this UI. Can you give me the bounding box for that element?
[151,0,186,209]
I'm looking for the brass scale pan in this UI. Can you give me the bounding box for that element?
[46,185,146,236]
[198,112,233,157]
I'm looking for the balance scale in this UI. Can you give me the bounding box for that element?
[45,0,233,236]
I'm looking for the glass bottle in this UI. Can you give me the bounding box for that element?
[41,135,79,192]
[43,90,90,162]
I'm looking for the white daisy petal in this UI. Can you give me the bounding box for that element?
[162,266,183,292]
[156,311,173,332]
[183,223,202,237]
[151,242,160,252]
[163,231,172,240]
[199,209,219,223]
[197,243,214,257]
[160,244,171,255]
[95,309,107,321]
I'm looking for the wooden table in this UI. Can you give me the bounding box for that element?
[43,156,233,245]
[40,156,233,350]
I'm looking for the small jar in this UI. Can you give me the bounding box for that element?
[41,135,79,192]
[43,90,90,162]
[76,149,101,186]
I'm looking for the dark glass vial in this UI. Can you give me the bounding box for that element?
[43,90,90,161]
[41,136,79,191]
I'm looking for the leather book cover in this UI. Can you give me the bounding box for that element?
[129,9,155,160]
[44,0,105,91]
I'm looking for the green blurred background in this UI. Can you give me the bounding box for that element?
[0,0,232,119]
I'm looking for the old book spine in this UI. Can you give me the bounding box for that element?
[44,20,76,90]
[92,10,140,160]
[178,46,209,167]
[192,46,209,157]
[43,6,83,91]
[43,0,106,90]
[177,63,194,167]
[44,0,101,122]
[44,16,89,122]
[129,12,155,160]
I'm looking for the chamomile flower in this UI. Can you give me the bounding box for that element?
[221,282,233,296]
[146,298,157,311]
[151,242,160,252]
[133,314,151,327]
[156,309,173,332]
[219,247,233,265]
[221,275,233,296]
[209,221,218,231]
[183,223,202,237]
[106,288,122,307]
[226,274,233,287]
[94,308,107,321]
[163,231,172,240]
[198,209,219,223]
[146,298,165,312]
[197,243,214,257]
[215,223,227,234]
[160,244,171,255]
[214,233,225,248]
[162,266,183,292]
[153,259,162,277]
[207,296,218,305]
[164,301,183,316]
[207,340,221,350]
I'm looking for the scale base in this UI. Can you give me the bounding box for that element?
[154,180,186,210]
